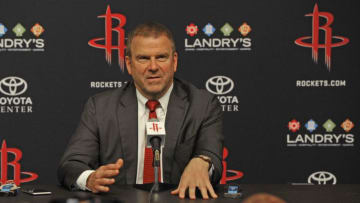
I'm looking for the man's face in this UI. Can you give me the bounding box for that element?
[125,35,178,99]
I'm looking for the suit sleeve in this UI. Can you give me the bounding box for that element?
[57,97,100,190]
[194,95,224,184]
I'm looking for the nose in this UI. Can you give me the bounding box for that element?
[148,58,159,71]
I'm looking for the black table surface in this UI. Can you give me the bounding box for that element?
[1,184,360,203]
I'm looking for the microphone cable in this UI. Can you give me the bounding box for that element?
[148,183,156,203]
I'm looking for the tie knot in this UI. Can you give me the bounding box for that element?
[146,100,160,112]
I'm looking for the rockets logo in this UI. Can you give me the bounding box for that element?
[295,4,349,71]
[1,140,38,185]
[88,5,127,72]
[151,123,159,132]
[149,123,163,132]
[220,147,243,184]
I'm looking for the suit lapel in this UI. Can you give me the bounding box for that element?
[116,82,138,184]
[163,80,189,182]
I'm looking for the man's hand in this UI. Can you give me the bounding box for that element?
[86,159,123,193]
[171,157,218,200]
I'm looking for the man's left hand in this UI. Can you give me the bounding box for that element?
[170,157,218,200]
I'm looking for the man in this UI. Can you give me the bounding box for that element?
[57,22,223,200]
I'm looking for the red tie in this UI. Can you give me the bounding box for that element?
[143,100,161,184]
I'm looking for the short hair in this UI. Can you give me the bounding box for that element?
[125,22,176,57]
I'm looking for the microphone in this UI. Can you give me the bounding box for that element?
[145,118,166,150]
[145,118,166,190]
[134,119,173,194]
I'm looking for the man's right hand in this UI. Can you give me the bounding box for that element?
[86,159,123,193]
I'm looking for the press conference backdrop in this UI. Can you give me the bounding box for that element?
[0,0,359,186]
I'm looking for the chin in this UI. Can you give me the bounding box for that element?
[147,89,162,95]
[145,88,165,98]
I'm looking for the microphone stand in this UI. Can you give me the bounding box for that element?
[134,137,175,193]
[152,149,161,192]
[147,148,160,203]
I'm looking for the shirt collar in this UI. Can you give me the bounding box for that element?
[136,83,174,113]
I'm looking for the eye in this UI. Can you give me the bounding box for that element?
[137,56,150,63]
[156,54,169,62]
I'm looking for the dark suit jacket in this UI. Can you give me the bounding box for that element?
[57,78,223,190]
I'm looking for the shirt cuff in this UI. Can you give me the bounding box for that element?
[75,170,95,191]
[208,164,214,177]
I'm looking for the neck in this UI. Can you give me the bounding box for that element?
[135,81,173,100]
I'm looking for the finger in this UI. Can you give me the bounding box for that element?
[95,185,110,193]
[96,178,115,186]
[170,188,179,195]
[178,186,186,199]
[189,186,196,200]
[116,159,124,168]
[200,186,209,200]
[97,169,119,178]
[103,163,122,170]
[104,169,120,178]
[206,183,218,199]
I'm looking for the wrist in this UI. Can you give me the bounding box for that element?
[86,172,95,190]
[193,155,212,171]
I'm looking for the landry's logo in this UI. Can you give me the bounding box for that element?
[30,23,45,37]
[238,22,251,37]
[286,118,355,147]
[185,22,252,51]
[186,23,198,36]
[88,5,127,72]
[0,22,45,52]
[0,23,7,37]
[12,23,26,37]
[0,140,38,185]
[295,4,349,71]
[220,147,243,184]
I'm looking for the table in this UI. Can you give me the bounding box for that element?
[1,184,360,203]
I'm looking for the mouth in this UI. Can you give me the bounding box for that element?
[146,76,161,81]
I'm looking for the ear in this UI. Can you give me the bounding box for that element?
[173,52,178,72]
[125,56,132,75]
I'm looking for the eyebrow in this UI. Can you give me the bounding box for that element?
[156,53,169,58]
[135,55,150,59]
[135,53,170,59]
